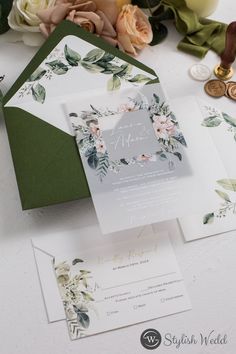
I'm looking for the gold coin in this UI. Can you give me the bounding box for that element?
[228,83,236,101]
[204,79,226,98]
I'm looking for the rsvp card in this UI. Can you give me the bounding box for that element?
[64,88,227,234]
[53,231,191,340]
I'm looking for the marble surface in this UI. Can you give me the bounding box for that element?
[0,2,236,353]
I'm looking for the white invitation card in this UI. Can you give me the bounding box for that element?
[64,89,227,234]
[51,230,191,340]
[179,100,236,241]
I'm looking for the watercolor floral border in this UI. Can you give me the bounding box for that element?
[202,106,236,142]
[202,107,236,225]
[54,258,95,340]
[18,45,156,103]
[70,93,187,182]
[203,179,236,225]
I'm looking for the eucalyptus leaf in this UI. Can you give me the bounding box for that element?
[128,74,152,83]
[83,49,105,63]
[107,75,121,91]
[81,61,104,73]
[215,189,231,202]
[115,63,133,77]
[222,113,236,127]
[46,60,68,75]
[64,45,81,66]
[72,258,84,266]
[203,212,214,225]
[27,67,46,82]
[80,270,91,275]
[201,116,222,127]
[99,53,115,62]
[31,83,46,104]
[77,312,90,329]
[217,179,236,192]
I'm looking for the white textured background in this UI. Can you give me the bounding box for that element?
[0,1,236,353]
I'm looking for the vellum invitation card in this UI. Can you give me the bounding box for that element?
[52,231,191,340]
[179,99,236,241]
[64,89,228,234]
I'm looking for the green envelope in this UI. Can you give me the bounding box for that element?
[3,21,158,210]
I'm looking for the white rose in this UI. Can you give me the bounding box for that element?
[185,0,219,17]
[8,0,56,32]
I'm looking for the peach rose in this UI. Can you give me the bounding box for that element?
[37,0,130,47]
[116,4,153,55]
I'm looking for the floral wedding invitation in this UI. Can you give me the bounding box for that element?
[64,89,228,234]
[178,100,236,241]
[51,230,191,340]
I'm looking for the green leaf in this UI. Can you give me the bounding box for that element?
[77,312,90,329]
[31,83,46,104]
[80,270,91,275]
[222,113,236,127]
[107,75,121,91]
[215,189,231,202]
[173,152,182,161]
[128,74,152,84]
[159,153,167,161]
[27,67,46,82]
[203,212,214,225]
[81,291,94,302]
[81,61,104,73]
[96,62,123,75]
[217,179,236,192]
[46,60,68,75]
[234,133,236,142]
[83,49,105,63]
[72,258,84,266]
[64,45,81,66]
[99,53,115,62]
[153,94,160,103]
[87,152,99,169]
[115,63,133,77]
[201,116,222,127]
[173,133,187,147]
[149,21,168,46]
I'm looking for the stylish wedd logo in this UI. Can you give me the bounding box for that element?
[140,329,162,350]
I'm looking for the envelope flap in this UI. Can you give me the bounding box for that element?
[4,106,90,209]
[3,21,158,106]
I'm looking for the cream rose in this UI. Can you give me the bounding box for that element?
[185,0,219,17]
[8,0,56,32]
[116,4,153,55]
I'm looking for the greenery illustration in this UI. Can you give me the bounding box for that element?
[202,106,236,142]
[18,45,155,103]
[203,179,236,225]
[71,93,186,182]
[54,258,95,339]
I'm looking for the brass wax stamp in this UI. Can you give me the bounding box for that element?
[214,22,236,81]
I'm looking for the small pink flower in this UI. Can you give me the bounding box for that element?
[119,102,136,112]
[96,139,106,154]
[89,123,100,137]
[137,154,152,161]
[153,115,176,139]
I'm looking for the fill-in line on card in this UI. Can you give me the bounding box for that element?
[102,271,177,291]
